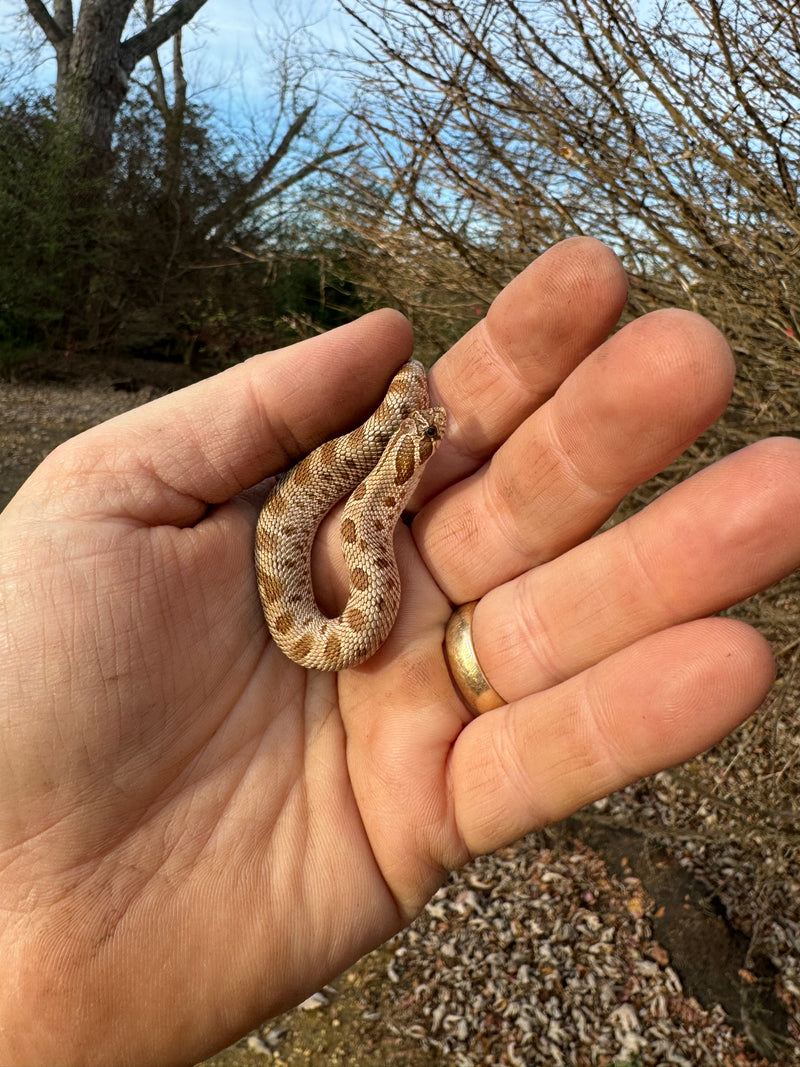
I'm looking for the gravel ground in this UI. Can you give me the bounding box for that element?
[2,363,798,1067]
[206,813,798,1067]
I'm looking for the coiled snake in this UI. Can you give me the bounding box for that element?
[255,360,447,671]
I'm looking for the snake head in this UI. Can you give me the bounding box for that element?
[409,406,447,465]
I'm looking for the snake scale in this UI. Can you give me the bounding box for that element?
[255,360,447,671]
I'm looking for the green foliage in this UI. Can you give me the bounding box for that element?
[0,96,104,349]
[0,89,365,366]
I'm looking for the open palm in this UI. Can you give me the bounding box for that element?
[2,238,799,1067]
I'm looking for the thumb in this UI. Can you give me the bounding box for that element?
[28,310,414,528]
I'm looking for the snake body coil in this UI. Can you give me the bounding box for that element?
[255,360,447,671]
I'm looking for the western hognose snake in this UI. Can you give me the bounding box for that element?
[255,360,447,670]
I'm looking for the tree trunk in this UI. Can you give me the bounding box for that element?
[20,0,209,342]
[24,0,210,162]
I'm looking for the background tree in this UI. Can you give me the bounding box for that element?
[90,2,362,361]
[0,1,361,360]
[23,0,210,164]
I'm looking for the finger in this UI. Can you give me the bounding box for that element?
[450,618,775,855]
[422,236,629,494]
[473,437,800,703]
[34,310,414,526]
[416,308,734,602]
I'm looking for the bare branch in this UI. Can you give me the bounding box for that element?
[121,0,210,69]
[199,131,360,238]
[196,104,314,236]
[331,0,800,392]
[248,141,362,210]
[23,0,67,44]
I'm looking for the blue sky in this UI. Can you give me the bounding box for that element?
[0,0,355,124]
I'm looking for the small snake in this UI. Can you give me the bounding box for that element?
[255,360,447,671]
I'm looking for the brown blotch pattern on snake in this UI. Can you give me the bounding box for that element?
[393,435,417,486]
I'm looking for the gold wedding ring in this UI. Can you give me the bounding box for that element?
[445,601,506,715]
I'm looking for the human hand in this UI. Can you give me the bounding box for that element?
[1,237,798,1067]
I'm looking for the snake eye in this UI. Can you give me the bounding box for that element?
[425,426,437,437]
